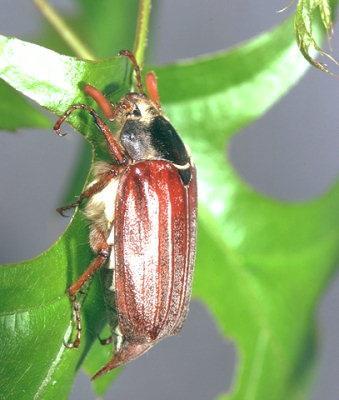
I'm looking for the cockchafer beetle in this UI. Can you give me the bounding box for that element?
[54,50,197,380]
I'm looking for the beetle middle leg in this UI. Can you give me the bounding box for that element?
[65,229,111,349]
[57,167,120,216]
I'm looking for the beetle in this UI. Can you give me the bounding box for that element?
[54,50,197,380]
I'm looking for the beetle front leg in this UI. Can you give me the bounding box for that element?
[65,244,111,349]
[54,103,127,165]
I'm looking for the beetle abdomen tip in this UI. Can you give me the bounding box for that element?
[91,341,153,380]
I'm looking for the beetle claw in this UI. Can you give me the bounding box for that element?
[56,207,70,217]
[98,334,113,346]
[56,202,79,217]
[63,338,80,349]
[54,128,67,137]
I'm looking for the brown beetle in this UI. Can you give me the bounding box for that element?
[54,51,197,379]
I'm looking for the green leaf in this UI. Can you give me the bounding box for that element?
[0,36,131,400]
[0,79,50,131]
[0,13,337,400]
[0,214,106,400]
[294,0,339,73]
[0,35,130,137]
[153,17,339,400]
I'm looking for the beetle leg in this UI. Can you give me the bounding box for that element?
[53,104,93,136]
[64,294,82,349]
[54,104,127,165]
[119,50,144,94]
[65,244,110,349]
[57,168,120,216]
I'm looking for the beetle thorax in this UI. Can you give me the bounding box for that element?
[119,96,191,168]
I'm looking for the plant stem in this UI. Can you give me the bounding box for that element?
[33,0,96,60]
[133,0,152,67]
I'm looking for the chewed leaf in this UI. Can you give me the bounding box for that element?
[294,0,339,73]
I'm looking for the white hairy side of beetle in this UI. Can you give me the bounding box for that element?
[84,161,119,282]
[84,162,122,345]
[84,162,120,229]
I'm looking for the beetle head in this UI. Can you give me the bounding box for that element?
[119,93,160,124]
[116,50,192,184]
[118,93,162,161]
[119,93,191,185]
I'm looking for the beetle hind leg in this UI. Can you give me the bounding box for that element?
[56,201,81,217]
[65,239,110,349]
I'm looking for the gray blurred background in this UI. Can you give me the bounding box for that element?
[1,1,339,399]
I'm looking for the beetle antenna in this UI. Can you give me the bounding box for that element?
[119,50,144,94]
[146,71,161,108]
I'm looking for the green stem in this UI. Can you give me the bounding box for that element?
[133,0,152,67]
[33,0,96,61]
